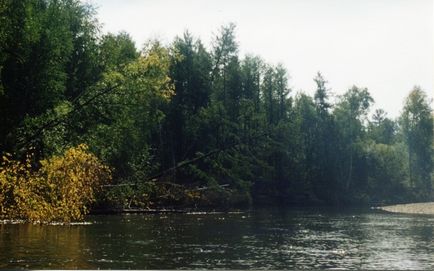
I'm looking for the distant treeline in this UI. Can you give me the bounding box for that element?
[0,0,433,213]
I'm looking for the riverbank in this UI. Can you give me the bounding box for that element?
[90,207,246,215]
[378,202,434,215]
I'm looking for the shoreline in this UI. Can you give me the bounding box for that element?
[378,202,434,215]
[89,208,246,215]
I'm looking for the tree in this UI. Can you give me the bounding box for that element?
[210,23,241,116]
[63,0,101,100]
[365,142,409,203]
[0,0,101,155]
[262,65,276,125]
[314,72,331,115]
[400,86,433,198]
[292,93,319,197]
[82,42,174,182]
[99,32,139,71]
[208,23,241,151]
[369,109,397,145]
[2,8,432,212]
[241,55,263,109]
[334,86,373,195]
[312,73,338,203]
[160,32,212,182]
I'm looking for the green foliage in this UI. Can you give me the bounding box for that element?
[77,41,173,183]
[400,87,433,199]
[101,181,158,209]
[0,0,100,153]
[365,142,409,203]
[369,109,397,145]
[0,0,433,216]
[99,32,139,71]
[334,86,374,193]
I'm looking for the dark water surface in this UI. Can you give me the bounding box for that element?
[1,208,434,269]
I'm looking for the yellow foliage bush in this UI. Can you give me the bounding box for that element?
[0,144,111,223]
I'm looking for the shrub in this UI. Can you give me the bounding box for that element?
[0,144,111,223]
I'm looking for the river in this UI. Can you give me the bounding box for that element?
[1,207,434,269]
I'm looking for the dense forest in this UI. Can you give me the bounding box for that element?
[0,0,433,221]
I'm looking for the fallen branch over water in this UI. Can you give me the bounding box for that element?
[378,202,434,215]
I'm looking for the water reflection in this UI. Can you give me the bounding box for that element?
[0,223,96,269]
[1,208,434,269]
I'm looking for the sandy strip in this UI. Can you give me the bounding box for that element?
[378,202,434,215]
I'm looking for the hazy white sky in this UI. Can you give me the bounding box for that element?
[85,0,433,118]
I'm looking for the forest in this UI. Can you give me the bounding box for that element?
[0,0,433,222]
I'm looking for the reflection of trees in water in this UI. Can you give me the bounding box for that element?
[0,223,96,269]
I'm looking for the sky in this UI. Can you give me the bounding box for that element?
[84,0,433,118]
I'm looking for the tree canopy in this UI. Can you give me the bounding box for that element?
[0,0,433,220]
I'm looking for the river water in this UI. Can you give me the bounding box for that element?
[1,207,434,269]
